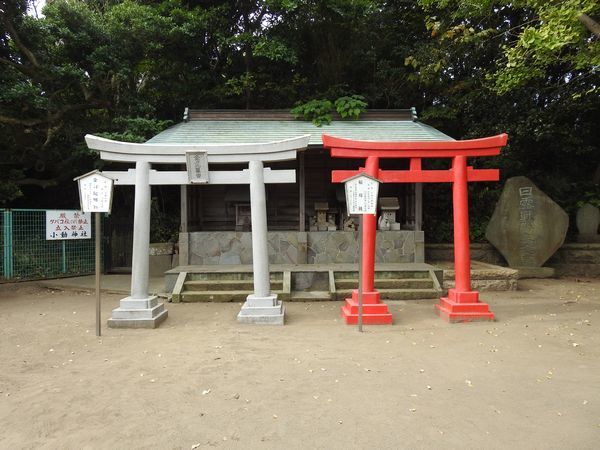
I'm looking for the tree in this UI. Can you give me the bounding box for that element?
[0,0,213,205]
[0,0,598,243]
[411,0,600,239]
[418,0,600,96]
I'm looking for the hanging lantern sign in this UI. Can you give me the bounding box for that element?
[344,173,380,215]
[74,170,114,213]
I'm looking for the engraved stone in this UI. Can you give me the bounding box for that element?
[485,176,568,270]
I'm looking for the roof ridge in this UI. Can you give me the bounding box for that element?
[185,109,417,122]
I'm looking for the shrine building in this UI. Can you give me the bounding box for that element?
[151,109,451,269]
[87,107,505,326]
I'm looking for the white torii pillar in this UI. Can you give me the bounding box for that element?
[236,160,282,323]
[85,134,310,327]
[130,161,152,299]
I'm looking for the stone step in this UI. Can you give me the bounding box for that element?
[335,288,440,301]
[180,290,284,302]
[335,278,433,289]
[289,291,332,301]
[183,279,283,291]
[334,271,431,280]
[188,272,283,281]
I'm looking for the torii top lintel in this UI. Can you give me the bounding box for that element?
[85,134,311,164]
[324,133,508,184]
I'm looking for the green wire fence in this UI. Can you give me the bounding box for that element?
[0,209,97,282]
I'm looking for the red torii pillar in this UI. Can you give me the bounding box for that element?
[323,133,508,324]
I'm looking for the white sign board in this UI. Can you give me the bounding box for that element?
[76,171,114,212]
[344,174,380,215]
[186,151,209,184]
[46,210,92,240]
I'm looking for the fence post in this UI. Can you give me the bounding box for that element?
[61,240,67,273]
[3,210,13,279]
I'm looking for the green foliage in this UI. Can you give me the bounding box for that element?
[575,188,600,209]
[334,95,367,119]
[150,197,179,243]
[291,99,334,126]
[291,95,367,125]
[98,117,173,143]
[0,169,24,205]
[253,37,298,64]
[418,0,600,97]
[224,73,257,98]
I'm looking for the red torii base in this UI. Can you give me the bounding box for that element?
[323,133,508,324]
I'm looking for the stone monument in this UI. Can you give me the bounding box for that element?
[485,176,568,278]
[576,203,600,243]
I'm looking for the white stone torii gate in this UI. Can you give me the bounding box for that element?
[85,134,310,327]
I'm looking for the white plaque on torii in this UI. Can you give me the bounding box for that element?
[186,151,209,184]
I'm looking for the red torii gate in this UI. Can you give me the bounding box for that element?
[323,133,508,324]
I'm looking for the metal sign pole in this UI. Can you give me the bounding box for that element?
[358,214,363,332]
[95,212,101,337]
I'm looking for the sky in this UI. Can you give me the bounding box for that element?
[29,0,46,17]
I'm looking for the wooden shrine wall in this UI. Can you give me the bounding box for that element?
[186,148,417,232]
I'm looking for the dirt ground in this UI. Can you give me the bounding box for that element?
[1,278,599,450]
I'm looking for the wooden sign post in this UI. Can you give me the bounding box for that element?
[74,170,114,336]
[344,173,380,332]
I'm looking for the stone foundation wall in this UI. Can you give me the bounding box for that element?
[187,231,424,265]
[425,243,505,265]
[307,231,423,264]
[426,242,600,277]
[547,243,600,276]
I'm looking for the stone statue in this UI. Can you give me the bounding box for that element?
[343,216,356,231]
[378,214,391,231]
[378,197,401,231]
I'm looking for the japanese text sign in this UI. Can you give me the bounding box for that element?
[344,174,380,215]
[186,151,209,184]
[75,170,114,213]
[46,210,91,240]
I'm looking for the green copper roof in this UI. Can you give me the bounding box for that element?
[146,110,454,145]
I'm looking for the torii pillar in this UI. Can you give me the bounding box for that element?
[236,160,283,323]
[324,133,508,323]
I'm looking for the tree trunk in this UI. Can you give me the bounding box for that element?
[578,13,600,38]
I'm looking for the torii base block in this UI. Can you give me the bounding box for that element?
[107,296,168,328]
[341,290,393,325]
[237,294,285,325]
[435,289,494,323]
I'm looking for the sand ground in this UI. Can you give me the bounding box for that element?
[1,278,599,450]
